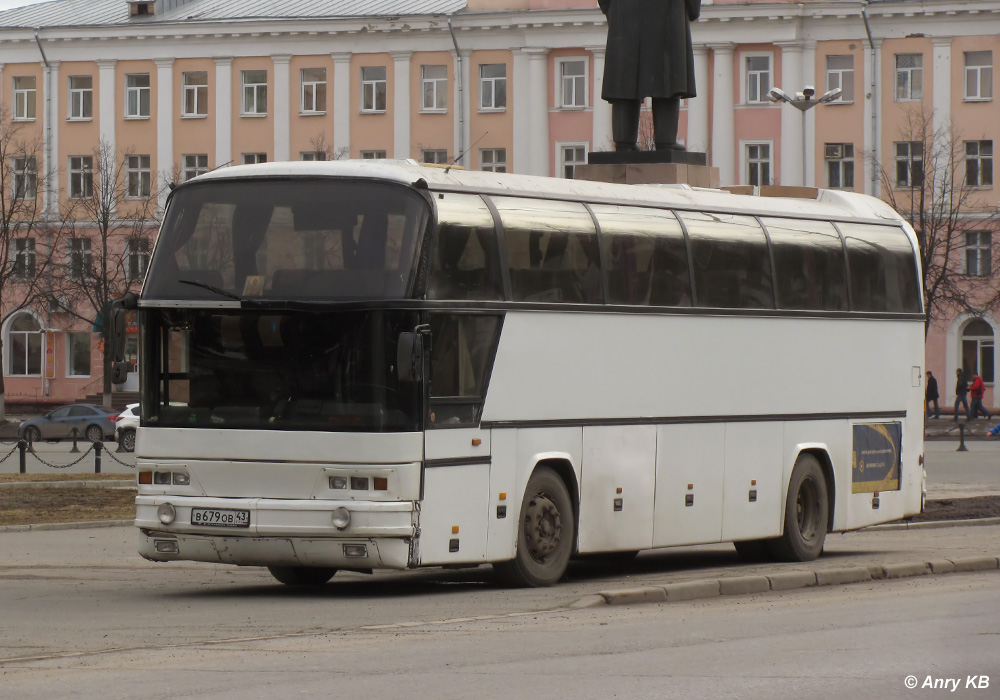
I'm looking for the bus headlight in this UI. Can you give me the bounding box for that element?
[331,507,351,530]
[157,503,176,525]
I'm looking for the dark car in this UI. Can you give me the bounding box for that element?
[18,404,118,443]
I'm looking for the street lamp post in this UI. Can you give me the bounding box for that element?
[767,86,842,186]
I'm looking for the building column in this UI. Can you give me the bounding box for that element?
[802,41,817,187]
[332,52,351,159]
[932,36,952,139]
[392,51,412,159]
[96,59,117,156]
[451,49,472,168]
[777,42,804,186]
[589,46,612,152]
[687,46,709,154]
[709,44,735,186]
[154,58,173,209]
[862,38,883,197]
[520,47,550,177]
[272,54,291,162]
[213,57,232,168]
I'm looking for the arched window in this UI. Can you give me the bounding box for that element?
[5,312,42,376]
[962,319,994,383]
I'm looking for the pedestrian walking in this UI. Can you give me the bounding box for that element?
[925,370,940,419]
[954,369,970,420]
[969,373,991,420]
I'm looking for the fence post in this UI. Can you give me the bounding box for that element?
[69,427,81,453]
[18,439,27,474]
[94,440,102,474]
[957,423,969,452]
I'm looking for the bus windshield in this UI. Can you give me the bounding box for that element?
[143,178,431,301]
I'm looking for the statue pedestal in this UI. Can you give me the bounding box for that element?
[575,151,719,188]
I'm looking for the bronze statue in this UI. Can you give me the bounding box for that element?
[599,0,701,151]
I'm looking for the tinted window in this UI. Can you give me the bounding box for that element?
[494,197,602,304]
[429,313,502,426]
[841,223,921,312]
[591,204,692,306]
[680,212,774,309]
[69,406,95,417]
[426,194,503,301]
[763,218,849,311]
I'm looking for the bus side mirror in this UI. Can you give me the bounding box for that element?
[111,306,127,363]
[397,332,424,383]
[111,361,129,385]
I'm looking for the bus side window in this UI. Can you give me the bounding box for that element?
[763,218,849,311]
[681,212,775,310]
[842,224,921,313]
[427,194,503,301]
[428,313,502,426]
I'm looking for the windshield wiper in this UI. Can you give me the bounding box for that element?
[177,278,242,301]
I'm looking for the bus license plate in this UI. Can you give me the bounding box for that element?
[191,508,250,528]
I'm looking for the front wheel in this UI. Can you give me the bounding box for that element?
[23,426,41,443]
[768,454,829,562]
[120,429,136,452]
[267,566,338,587]
[85,424,105,443]
[493,466,575,587]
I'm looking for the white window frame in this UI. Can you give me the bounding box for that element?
[360,150,387,160]
[300,67,327,114]
[13,76,36,121]
[965,231,992,277]
[12,237,36,279]
[421,149,448,164]
[965,140,993,188]
[825,55,854,103]
[126,154,151,199]
[125,73,151,119]
[825,143,855,190]
[182,154,209,181]
[182,71,208,117]
[66,332,91,378]
[241,70,268,116]
[11,156,37,200]
[742,52,772,105]
[5,311,43,377]
[557,142,588,179]
[741,140,773,186]
[420,65,447,112]
[895,54,923,102]
[556,57,588,109]
[894,141,923,188]
[300,151,326,161]
[964,51,993,102]
[125,237,151,283]
[242,153,267,165]
[361,66,387,113]
[69,155,93,199]
[68,76,93,120]
[479,148,507,173]
[68,237,92,280]
[479,64,507,111]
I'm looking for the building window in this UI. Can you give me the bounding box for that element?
[182,71,208,117]
[745,55,771,104]
[421,65,447,111]
[361,66,387,112]
[242,70,267,115]
[421,149,448,164]
[242,153,267,164]
[11,156,37,200]
[67,332,91,377]
[182,154,208,181]
[68,76,93,120]
[479,64,507,110]
[964,51,993,101]
[12,238,35,279]
[125,237,150,282]
[825,55,854,102]
[962,319,995,384]
[125,74,151,118]
[894,141,923,188]
[825,143,854,189]
[895,54,923,101]
[965,232,992,277]
[69,238,92,280]
[966,140,993,188]
[13,76,36,121]
[300,151,325,161]
[746,143,771,185]
[126,154,151,198]
[480,148,507,173]
[360,150,386,159]
[558,59,587,109]
[559,144,587,179]
[300,68,326,114]
[6,312,42,376]
[69,156,93,199]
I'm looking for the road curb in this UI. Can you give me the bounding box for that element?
[0,519,133,533]
[577,555,1000,608]
[869,516,1000,531]
[0,480,134,490]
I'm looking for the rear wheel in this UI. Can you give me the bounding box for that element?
[120,429,136,452]
[267,566,338,587]
[494,466,575,587]
[768,454,829,562]
[23,426,41,443]
[85,424,104,443]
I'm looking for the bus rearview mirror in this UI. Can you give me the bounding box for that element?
[111,307,127,363]
[111,361,129,385]
[397,332,424,383]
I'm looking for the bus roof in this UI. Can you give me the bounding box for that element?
[190,159,906,226]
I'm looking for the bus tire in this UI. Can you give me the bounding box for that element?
[494,466,575,587]
[768,454,829,562]
[267,566,338,587]
[733,539,772,562]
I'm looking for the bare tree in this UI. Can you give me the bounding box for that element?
[52,138,159,407]
[870,107,1000,336]
[0,108,68,422]
[307,132,349,161]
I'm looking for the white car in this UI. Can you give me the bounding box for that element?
[114,403,139,452]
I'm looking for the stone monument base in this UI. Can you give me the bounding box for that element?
[587,149,707,166]
[575,159,719,189]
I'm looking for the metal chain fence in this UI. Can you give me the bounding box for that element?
[0,439,135,474]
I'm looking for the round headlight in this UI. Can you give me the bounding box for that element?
[157,503,176,525]
[331,507,351,530]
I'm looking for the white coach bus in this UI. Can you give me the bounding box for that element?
[130,160,925,587]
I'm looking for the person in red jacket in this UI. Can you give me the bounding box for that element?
[969,373,992,420]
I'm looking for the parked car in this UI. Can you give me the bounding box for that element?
[18,404,118,443]
[115,403,140,452]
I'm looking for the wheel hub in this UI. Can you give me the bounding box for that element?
[524,493,562,562]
